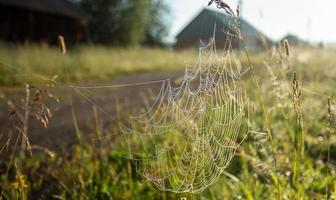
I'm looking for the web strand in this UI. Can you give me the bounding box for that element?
[71,16,248,194]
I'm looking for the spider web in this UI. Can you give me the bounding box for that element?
[121,36,247,194]
[71,20,248,194]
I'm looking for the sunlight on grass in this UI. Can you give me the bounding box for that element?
[0,43,268,86]
[1,44,336,199]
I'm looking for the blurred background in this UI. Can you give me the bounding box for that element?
[1,0,335,47]
[1,0,331,86]
[1,0,336,199]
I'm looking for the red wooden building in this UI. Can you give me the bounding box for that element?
[0,0,88,44]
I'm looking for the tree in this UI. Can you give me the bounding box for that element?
[144,0,170,46]
[79,0,170,46]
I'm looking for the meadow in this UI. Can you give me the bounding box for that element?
[0,43,265,86]
[0,44,195,85]
[0,43,335,200]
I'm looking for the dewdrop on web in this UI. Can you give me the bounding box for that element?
[71,0,250,194]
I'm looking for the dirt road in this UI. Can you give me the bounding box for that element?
[0,71,183,151]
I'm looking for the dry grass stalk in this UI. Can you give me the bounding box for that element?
[292,73,301,115]
[326,96,333,198]
[328,97,331,114]
[283,39,290,56]
[0,81,56,160]
[30,145,55,158]
[291,72,306,199]
[17,84,55,157]
[241,34,283,200]
[58,35,67,54]
[20,84,31,158]
[92,106,102,140]
[208,0,235,16]
[327,96,334,126]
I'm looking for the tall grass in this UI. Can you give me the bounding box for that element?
[1,43,336,199]
[0,44,194,85]
[0,43,266,86]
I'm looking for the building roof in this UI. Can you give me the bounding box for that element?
[281,34,307,46]
[176,8,268,40]
[210,9,259,37]
[0,0,86,19]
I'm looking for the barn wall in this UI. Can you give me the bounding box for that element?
[0,5,87,44]
[175,10,243,50]
[175,9,273,51]
[175,35,242,50]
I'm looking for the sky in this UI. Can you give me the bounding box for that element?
[169,0,336,43]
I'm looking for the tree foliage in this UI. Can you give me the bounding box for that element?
[80,0,170,46]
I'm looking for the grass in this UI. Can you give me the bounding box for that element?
[0,43,194,85]
[1,43,336,199]
[0,43,265,86]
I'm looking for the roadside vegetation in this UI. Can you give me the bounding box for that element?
[0,43,336,199]
[0,44,194,86]
[0,43,268,86]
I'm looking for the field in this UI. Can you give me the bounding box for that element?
[0,44,195,85]
[0,43,266,86]
[0,43,336,200]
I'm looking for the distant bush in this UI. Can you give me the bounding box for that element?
[79,0,170,46]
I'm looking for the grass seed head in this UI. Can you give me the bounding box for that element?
[327,96,334,127]
[208,0,235,16]
[292,72,301,114]
[328,96,332,116]
[58,35,66,54]
[283,39,290,56]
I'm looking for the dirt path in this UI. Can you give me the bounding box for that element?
[0,65,266,152]
[0,71,184,151]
